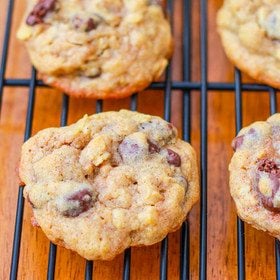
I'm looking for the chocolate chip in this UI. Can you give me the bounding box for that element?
[26,14,41,26]
[85,18,97,32]
[148,140,160,153]
[258,159,280,177]
[256,158,280,212]
[63,189,93,218]
[231,135,244,151]
[72,16,98,32]
[166,149,181,167]
[258,176,280,212]
[260,196,280,212]
[26,0,56,26]
[232,128,256,152]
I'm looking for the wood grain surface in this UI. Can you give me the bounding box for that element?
[0,0,278,279]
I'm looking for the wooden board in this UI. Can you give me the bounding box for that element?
[0,0,278,279]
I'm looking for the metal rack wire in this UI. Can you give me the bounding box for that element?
[1,0,280,279]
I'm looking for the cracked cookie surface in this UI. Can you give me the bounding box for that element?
[17,0,172,99]
[217,0,280,88]
[19,110,199,260]
[229,114,280,238]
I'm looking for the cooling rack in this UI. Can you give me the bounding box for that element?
[1,0,280,279]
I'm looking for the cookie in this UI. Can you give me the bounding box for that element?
[229,114,280,238]
[19,110,199,260]
[217,0,280,89]
[17,0,172,99]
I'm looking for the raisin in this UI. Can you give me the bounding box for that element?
[26,0,56,26]
[63,189,93,218]
[166,149,181,167]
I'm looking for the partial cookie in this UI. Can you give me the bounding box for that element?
[217,0,280,88]
[19,110,199,260]
[229,114,280,238]
[17,0,172,99]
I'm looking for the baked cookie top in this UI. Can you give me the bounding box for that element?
[19,110,199,260]
[217,0,280,88]
[17,0,172,99]
[229,114,280,238]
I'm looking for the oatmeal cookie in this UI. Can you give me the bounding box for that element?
[19,110,199,260]
[17,0,172,99]
[229,114,280,238]
[217,0,280,88]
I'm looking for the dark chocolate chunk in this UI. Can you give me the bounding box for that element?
[257,158,280,212]
[85,18,97,32]
[63,189,93,217]
[232,128,256,151]
[26,0,56,26]
[166,149,181,167]
[231,135,244,151]
[148,140,160,153]
[72,16,98,32]
[260,195,280,213]
[258,158,280,177]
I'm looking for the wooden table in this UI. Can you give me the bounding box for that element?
[0,0,278,279]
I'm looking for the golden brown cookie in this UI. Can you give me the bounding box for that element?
[19,110,199,260]
[229,114,280,238]
[17,0,173,99]
[217,0,280,88]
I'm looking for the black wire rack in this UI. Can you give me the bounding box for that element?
[1,0,280,279]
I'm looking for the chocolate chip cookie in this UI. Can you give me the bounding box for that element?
[17,0,172,99]
[217,0,280,88]
[229,114,280,238]
[19,110,199,260]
